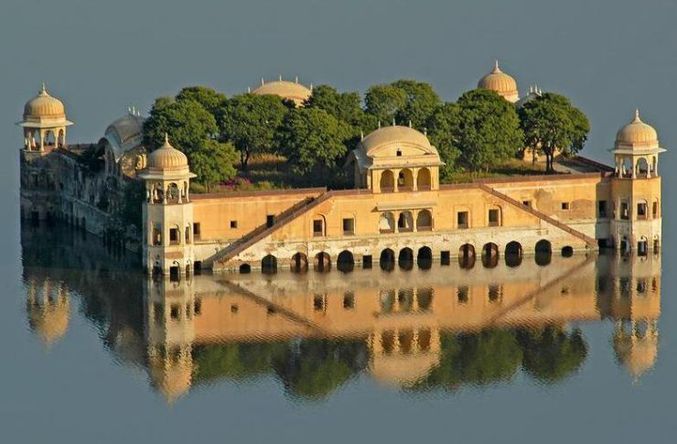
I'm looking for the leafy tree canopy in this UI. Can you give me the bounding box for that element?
[426,102,462,180]
[176,86,227,117]
[365,80,440,129]
[189,140,239,192]
[519,92,590,173]
[279,108,352,186]
[220,94,289,169]
[142,97,218,154]
[454,89,524,172]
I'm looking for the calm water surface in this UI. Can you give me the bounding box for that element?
[3,1,677,442]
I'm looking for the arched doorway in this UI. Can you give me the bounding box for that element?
[417,168,431,190]
[290,252,309,273]
[239,263,251,274]
[505,241,522,267]
[397,211,414,232]
[417,246,432,270]
[398,168,414,191]
[398,248,414,270]
[380,170,395,192]
[416,210,433,231]
[535,239,552,266]
[337,250,354,273]
[380,248,395,271]
[314,252,331,272]
[379,212,395,233]
[481,243,499,268]
[459,243,476,269]
[261,255,278,274]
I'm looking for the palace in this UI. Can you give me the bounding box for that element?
[18,65,665,278]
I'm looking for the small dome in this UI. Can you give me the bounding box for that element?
[360,125,436,157]
[615,110,659,150]
[478,61,519,103]
[23,84,66,121]
[251,78,312,106]
[147,135,189,172]
[27,296,70,346]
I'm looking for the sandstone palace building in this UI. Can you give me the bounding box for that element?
[18,65,665,277]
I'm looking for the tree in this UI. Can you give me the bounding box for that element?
[188,140,238,192]
[518,326,588,383]
[142,97,218,154]
[365,84,407,124]
[426,102,462,180]
[176,86,227,117]
[220,94,289,169]
[365,80,440,128]
[519,92,590,173]
[279,108,352,186]
[454,89,524,172]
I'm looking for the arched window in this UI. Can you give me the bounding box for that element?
[505,241,522,267]
[314,252,331,272]
[290,252,308,273]
[636,158,649,178]
[458,244,476,269]
[380,170,395,192]
[416,209,433,231]
[397,211,413,232]
[379,212,395,233]
[262,255,278,274]
[398,169,414,191]
[166,183,180,204]
[337,250,354,273]
[417,168,431,190]
[535,239,552,266]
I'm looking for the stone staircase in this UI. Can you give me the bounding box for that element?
[476,183,597,247]
[205,190,333,268]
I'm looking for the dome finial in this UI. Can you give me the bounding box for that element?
[493,60,501,73]
[164,133,170,145]
[634,108,641,123]
[279,74,282,81]
[40,82,47,95]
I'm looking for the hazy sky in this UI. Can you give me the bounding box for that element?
[2,2,677,443]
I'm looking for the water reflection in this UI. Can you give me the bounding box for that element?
[21,224,662,403]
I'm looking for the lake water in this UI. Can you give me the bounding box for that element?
[3,223,674,443]
[3,0,677,442]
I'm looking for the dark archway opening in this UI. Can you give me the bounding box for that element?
[239,263,251,274]
[459,244,476,269]
[481,243,499,268]
[561,246,574,257]
[535,240,552,266]
[290,253,308,273]
[380,248,395,271]
[417,246,433,270]
[398,248,414,270]
[337,250,355,273]
[505,241,523,267]
[314,252,331,272]
[261,255,278,274]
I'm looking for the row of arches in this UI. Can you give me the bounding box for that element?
[241,239,572,274]
[380,167,431,192]
[379,209,433,233]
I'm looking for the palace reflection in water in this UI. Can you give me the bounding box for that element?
[21,224,661,403]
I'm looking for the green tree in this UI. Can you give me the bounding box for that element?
[142,97,218,154]
[189,140,238,192]
[426,102,462,180]
[176,86,227,116]
[364,84,407,124]
[279,108,352,186]
[518,326,588,383]
[118,180,145,230]
[454,89,524,172]
[391,79,441,128]
[519,92,590,173]
[220,94,289,169]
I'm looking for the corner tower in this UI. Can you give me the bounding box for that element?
[18,84,73,153]
[610,110,665,254]
[139,135,196,278]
